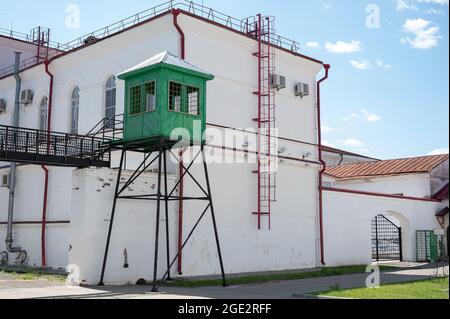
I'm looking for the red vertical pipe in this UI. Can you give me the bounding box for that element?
[40,165,49,267]
[41,60,54,267]
[172,8,186,274]
[317,64,330,266]
[172,9,185,59]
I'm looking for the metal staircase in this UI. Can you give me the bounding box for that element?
[248,14,277,230]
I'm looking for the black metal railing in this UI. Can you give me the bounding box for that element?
[0,125,111,167]
[86,113,124,141]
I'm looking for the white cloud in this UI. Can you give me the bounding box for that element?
[325,41,363,54]
[425,8,446,14]
[306,42,320,48]
[418,0,448,5]
[350,59,372,70]
[361,109,382,122]
[322,125,337,133]
[317,2,333,10]
[401,18,441,49]
[338,138,365,148]
[395,0,419,11]
[375,58,393,69]
[428,148,449,155]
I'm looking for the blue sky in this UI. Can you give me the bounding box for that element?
[1,0,448,159]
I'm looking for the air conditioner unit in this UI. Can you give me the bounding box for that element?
[295,82,309,98]
[20,89,33,105]
[0,99,6,114]
[271,74,286,91]
[1,174,9,188]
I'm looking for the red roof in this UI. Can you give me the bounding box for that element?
[325,154,449,180]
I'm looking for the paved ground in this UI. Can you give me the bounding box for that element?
[0,262,447,299]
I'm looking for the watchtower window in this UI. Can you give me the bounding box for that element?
[169,82,182,112]
[145,81,156,112]
[129,85,141,115]
[187,86,200,116]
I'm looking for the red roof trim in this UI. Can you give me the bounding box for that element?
[433,183,449,200]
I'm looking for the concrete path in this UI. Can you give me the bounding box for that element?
[0,263,447,299]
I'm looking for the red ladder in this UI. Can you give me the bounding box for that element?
[248,14,277,230]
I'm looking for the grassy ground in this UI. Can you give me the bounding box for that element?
[0,269,67,282]
[161,265,398,288]
[318,277,449,299]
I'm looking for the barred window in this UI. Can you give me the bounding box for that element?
[169,82,182,112]
[145,81,156,112]
[129,85,141,115]
[70,87,80,134]
[105,76,116,129]
[187,86,200,116]
[39,97,48,131]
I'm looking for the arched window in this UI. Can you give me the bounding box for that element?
[70,87,80,134]
[39,97,48,131]
[105,76,116,129]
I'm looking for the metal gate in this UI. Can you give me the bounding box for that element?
[372,214,403,261]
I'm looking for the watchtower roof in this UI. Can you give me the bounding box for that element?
[118,51,213,79]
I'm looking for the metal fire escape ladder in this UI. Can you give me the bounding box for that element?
[248,14,277,230]
[31,27,50,62]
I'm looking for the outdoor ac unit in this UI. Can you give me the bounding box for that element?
[20,89,33,105]
[295,82,309,98]
[271,74,286,91]
[1,174,9,188]
[0,99,6,114]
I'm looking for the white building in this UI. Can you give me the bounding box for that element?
[0,3,447,285]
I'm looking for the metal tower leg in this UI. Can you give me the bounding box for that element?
[201,149,227,287]
[163,150,171,281]
[98,148,126,286]
[151,146,163,292]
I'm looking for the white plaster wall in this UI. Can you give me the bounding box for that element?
[68,147,320,285]
[68,167,178,285]
[332,173,432,198]
[323,190,444,266]
[0,165,71,268]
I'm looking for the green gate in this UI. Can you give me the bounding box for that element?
[416,230,438,262]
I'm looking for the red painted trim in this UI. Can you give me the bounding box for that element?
[41,59,54,267]
[172,9,185,59]
[40,165,49,267]
[172,9,185,274]
[177,149,184,275]
[0,221,70,225]
[317,64,330,266]
[322,187,443,203]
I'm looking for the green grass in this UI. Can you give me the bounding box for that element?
[0,270,67,282]
[161,265,398,288]
[318,277,449,299]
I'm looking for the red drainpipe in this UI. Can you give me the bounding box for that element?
[317,64,330,266]
[172,8,186,274]
[172,9,185,59]
[41,60,54,267]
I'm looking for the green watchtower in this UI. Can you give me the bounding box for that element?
[117,51,214,147]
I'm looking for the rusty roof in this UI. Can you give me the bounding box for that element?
[325,154,449,180]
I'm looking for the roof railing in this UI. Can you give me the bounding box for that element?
[0,0,302,78]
